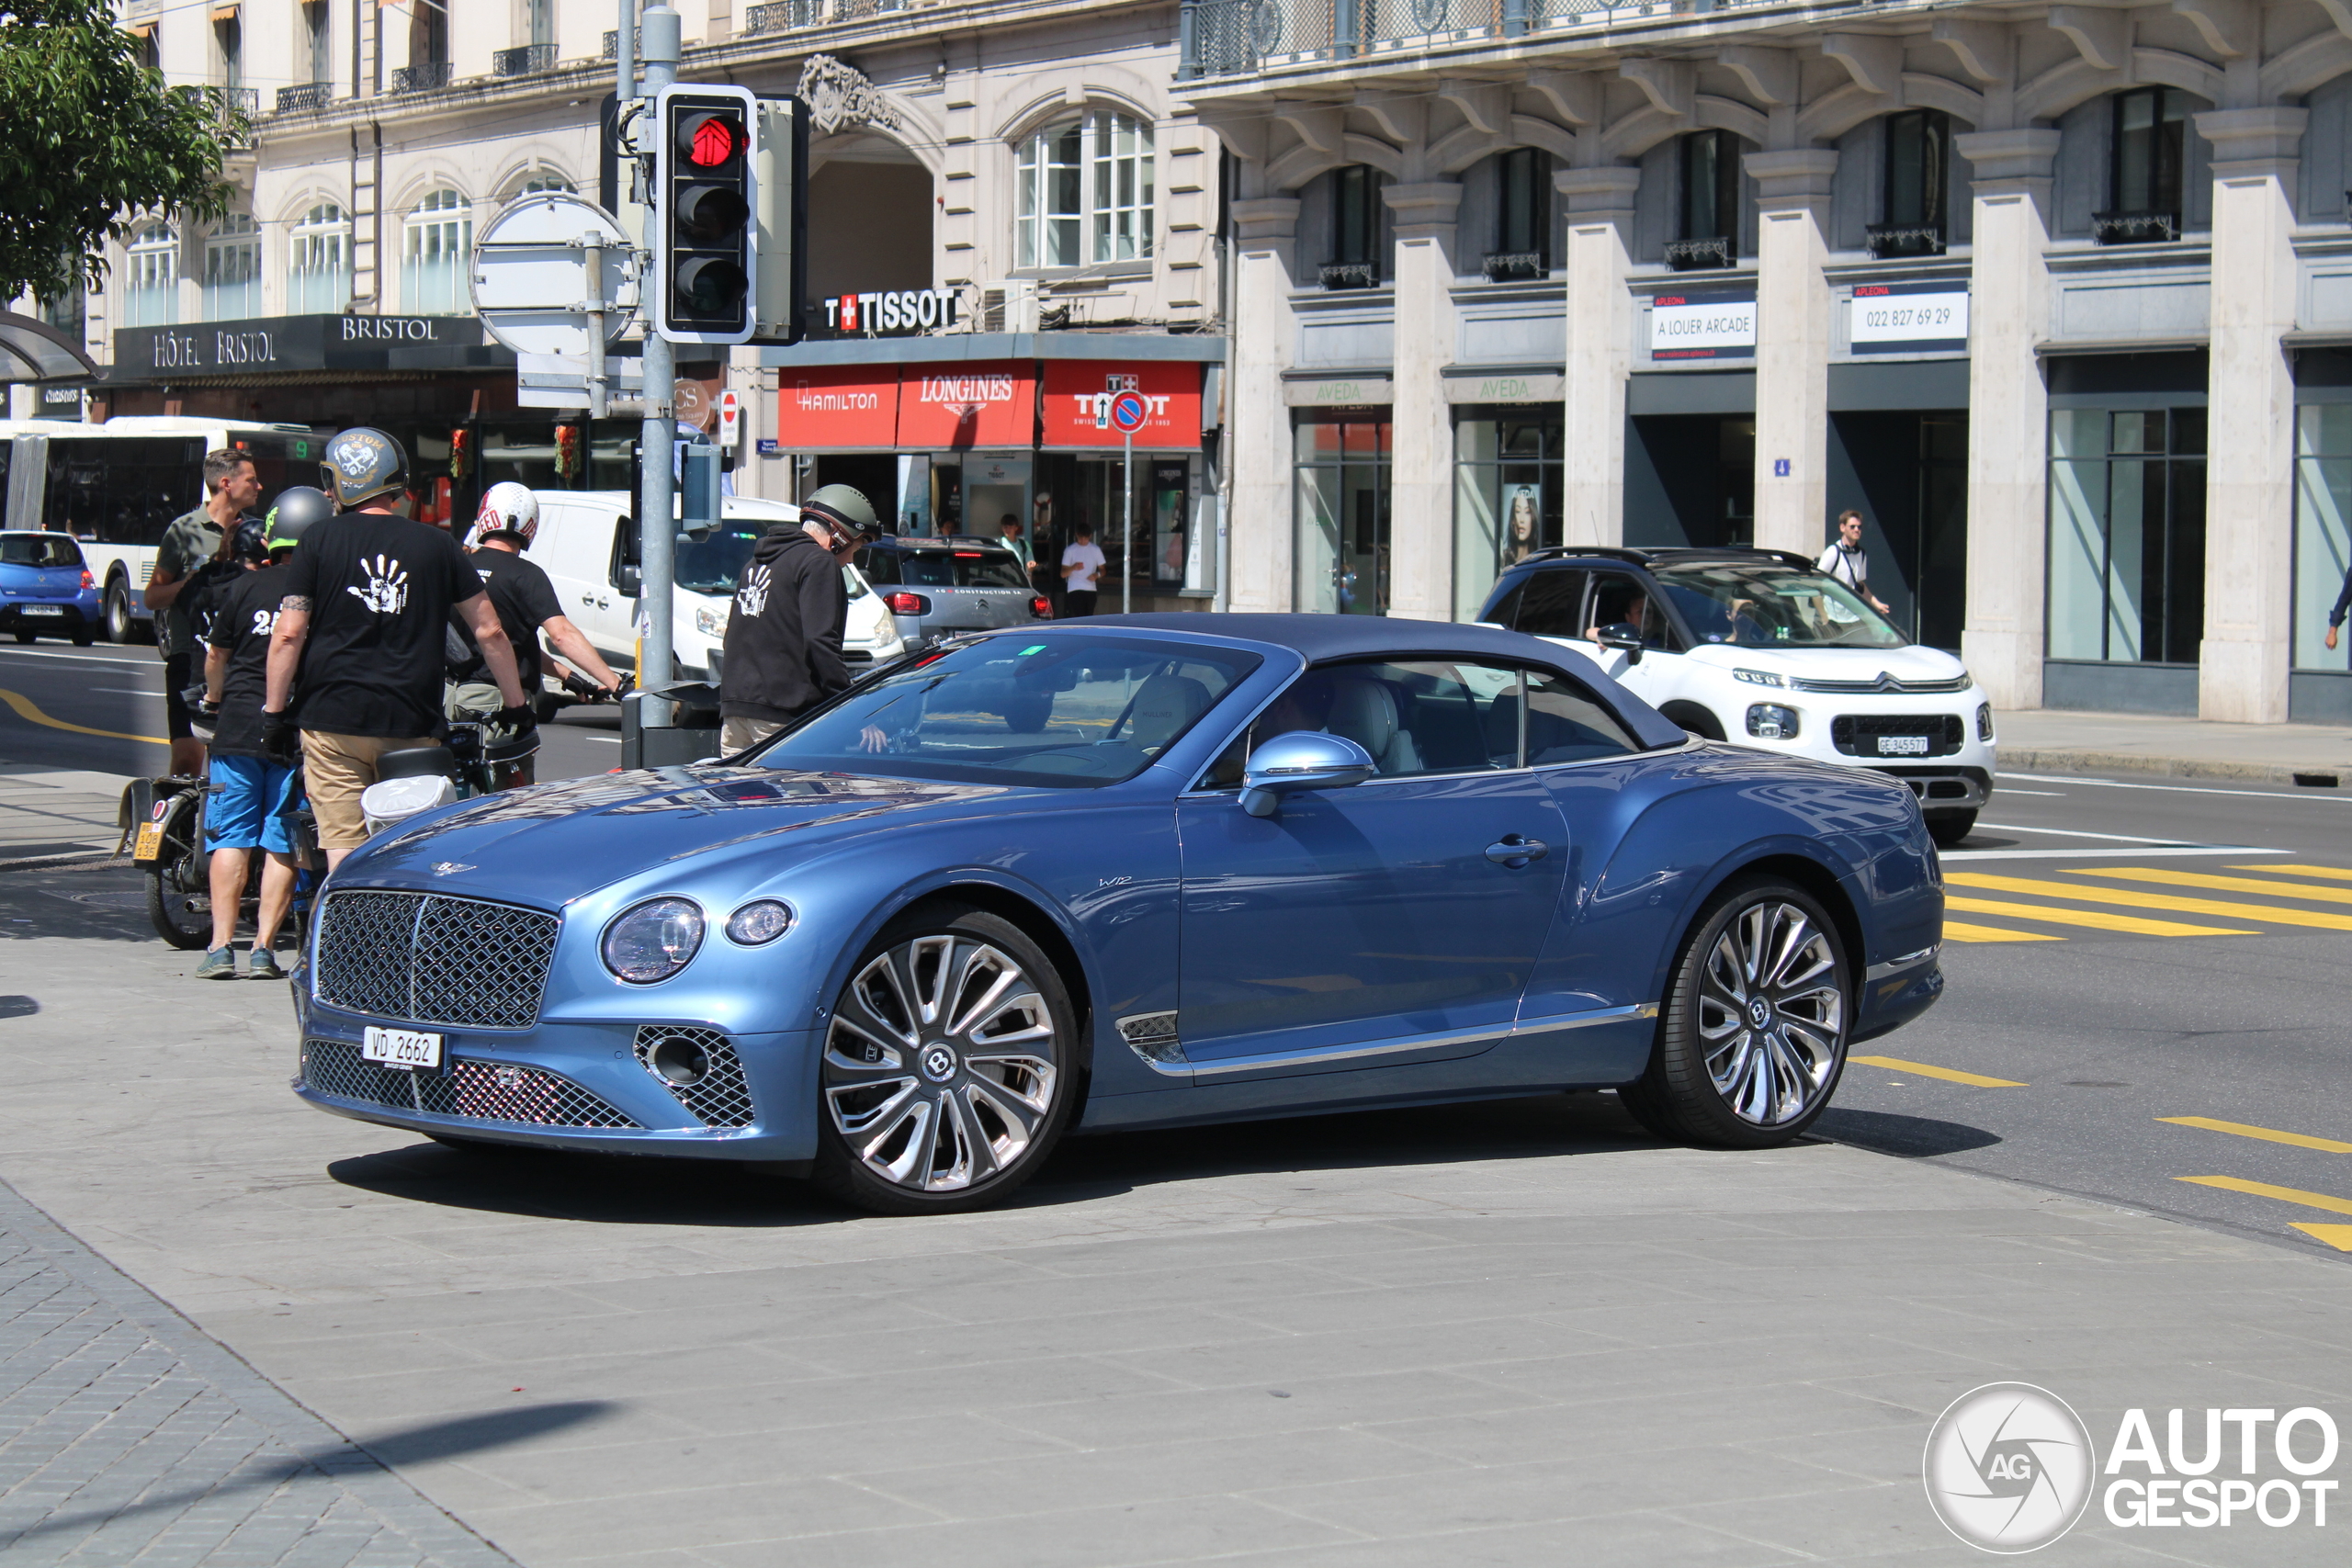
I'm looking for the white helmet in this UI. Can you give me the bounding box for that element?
[466,481,539,547]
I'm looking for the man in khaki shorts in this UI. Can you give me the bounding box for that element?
[261,428,528,871]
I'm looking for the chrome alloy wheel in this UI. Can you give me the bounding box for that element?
[1696,900,1844,1126]
[821,934,1058,1192]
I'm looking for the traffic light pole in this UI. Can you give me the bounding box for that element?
[636,3,681,729]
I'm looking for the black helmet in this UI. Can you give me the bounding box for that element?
[265,485,334,555]
[230,514,270,565]
[321,426,411,509]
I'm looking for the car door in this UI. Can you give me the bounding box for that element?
[1175,659,1568,1080]
[1574,570,1686,707]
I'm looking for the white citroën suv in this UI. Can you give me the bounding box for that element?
[1478,547,1994,848]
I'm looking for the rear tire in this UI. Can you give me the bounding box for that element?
[105,581,134,644]
[1619,876,1850,1149]
[71,622,95,647]
[11,630,33,644]
[1927,809,1976,849]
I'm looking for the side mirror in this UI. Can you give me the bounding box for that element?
[616,563,643,596]
[1239,730,1377,818]
[1595,621,1644,665]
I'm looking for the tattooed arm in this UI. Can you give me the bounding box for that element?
[264,596,311,714]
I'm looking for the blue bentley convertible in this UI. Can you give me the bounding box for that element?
[293,615,1944,1213]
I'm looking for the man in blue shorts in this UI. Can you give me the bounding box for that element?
[193,488,331,979]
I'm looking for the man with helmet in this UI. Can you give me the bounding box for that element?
[189,487,332,979]
[262,427,527,871]
[717,483,879,752]
[445,482,623,785]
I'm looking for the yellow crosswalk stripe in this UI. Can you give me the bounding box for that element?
[1945,872,2352,931]
[2177,1174,2352,1217]
[1940,919,2064,943]
[2073,867,2352,906]
[1946,895,2252,938]
[2159,1116,2352,1154]
[1851,1055,2027,1088]
[2226,863,2352,885]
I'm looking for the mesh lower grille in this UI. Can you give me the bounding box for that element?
[300,1040,639,1129]
[311,890,560,1030]
[631,1026,756,1128]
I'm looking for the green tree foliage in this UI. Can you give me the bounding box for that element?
[0,1,247,305]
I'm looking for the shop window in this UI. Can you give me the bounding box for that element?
[202,216,260,321]
[402,188,473,315]
[288,203,348,313]
[1321,164,1387,289]
[1016,112,1153,268]
[1453,412,1563,621]
[2047,407,2206,664]
[2293,404,2352,670]
[2099,87,2186,244]
[1486,149,1550,281]
[1869,110,1948,259]
[1295,418,1391,614]
[1669,130,1740,272]
[124,221,177,328]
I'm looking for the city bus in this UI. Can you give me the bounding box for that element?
[0,417,324,641]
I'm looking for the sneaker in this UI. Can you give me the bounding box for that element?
[195,947,238,980]
[247,948,286,981]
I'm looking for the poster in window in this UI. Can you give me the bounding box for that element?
[1501,483,1542,568]
[1149,460,1188,588]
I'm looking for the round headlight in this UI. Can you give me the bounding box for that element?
[602,897,705,984]
[725,899,794,946]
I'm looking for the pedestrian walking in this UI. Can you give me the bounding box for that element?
[717,484,879,753]
[997,513,1033,571]
[2324,558,2352,654]
[1060,521,1106,617]
[191,487,332,979]
[1817,510,1893,616]
[147,449,261,777]
[260,428,528,873]
[447,483,622,786]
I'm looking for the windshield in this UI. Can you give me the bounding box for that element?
[751,634,1261,788]
[667,524,866,601]
[869,547,1031,590]
[1652,564,1908,649]
[0,534,82,569]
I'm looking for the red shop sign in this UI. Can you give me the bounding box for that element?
[1040,360,1203,450]
[896,360,1035,448]
[777,366,899,449]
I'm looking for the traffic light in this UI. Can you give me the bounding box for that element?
[655,84,756,344]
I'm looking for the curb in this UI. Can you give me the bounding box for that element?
[2001,746,2346,789]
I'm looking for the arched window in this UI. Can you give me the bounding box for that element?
[401,188,472,313]
[516,170,574,197]
[204,214,260,321]
[288,203,348,313]
[1016,111,1154,268]
[125,221,178,327]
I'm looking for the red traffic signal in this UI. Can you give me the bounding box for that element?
[656,85,758,344]
[679,112,741,170]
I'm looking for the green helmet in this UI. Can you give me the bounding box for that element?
[265,486,334,554]
[800,484,881,544]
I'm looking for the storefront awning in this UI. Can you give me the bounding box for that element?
[0,311,101,385]
[762,333,1224,369]
[2035,336,2208,356]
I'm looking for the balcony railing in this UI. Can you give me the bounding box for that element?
[602,28,640,59]
[1482,251,1545,282]
[276,82,332,113]
[745,0,820,28]
[493,42,559,77]
[1665,235,1733,272]
[1865,223,1944,260]
[1319,261,1378,289]
[221,86,257,149]
[1182,0,1731,79]
[390,60,453,95]
[2092,209,2179,246]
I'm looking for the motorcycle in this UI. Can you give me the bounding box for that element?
[122,769,322,952]
[357,717,540,834]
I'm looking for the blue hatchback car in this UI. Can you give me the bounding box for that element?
[0,531,101,645]
[293,615,1944,1213]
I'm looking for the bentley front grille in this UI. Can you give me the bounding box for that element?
[312,890,560,1030]
[300,1040,639,1129]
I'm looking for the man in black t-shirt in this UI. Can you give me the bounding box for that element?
[262,429,526,871]
[445,484,621,787]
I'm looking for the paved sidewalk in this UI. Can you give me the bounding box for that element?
[0,765,131,868]
[1996,708,2352,787]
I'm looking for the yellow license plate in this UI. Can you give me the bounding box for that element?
[133,821,164,862]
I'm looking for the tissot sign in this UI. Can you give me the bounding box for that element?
[114,313,483,377]
[1040,361,1200,449]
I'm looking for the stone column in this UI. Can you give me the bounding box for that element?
[1955,129,2062,712]
[2197,107,2305,724]
[1385,181,1463,622]
[1744,150,1838,557]
[1556,166,1640,547]
[1227,197,1303,613]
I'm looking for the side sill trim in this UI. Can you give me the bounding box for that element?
[1150,1000,1659,1080]
[1865,944,1941,983]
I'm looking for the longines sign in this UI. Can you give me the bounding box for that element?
[114,313,485,378]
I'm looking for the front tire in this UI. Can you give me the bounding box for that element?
[1620,877,1850,1148]
[813,904,1080,1214]
[1927,809,1976,849]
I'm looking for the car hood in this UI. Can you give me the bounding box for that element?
[345,766,1020,904]
[1682,642,1968,682]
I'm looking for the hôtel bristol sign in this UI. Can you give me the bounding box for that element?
[115,314,481,377]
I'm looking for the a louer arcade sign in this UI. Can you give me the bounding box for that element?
[113,313,492,378]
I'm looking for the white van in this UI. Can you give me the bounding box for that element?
[523,491,904,706]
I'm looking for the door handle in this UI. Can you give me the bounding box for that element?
[1486,836,1548,866]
